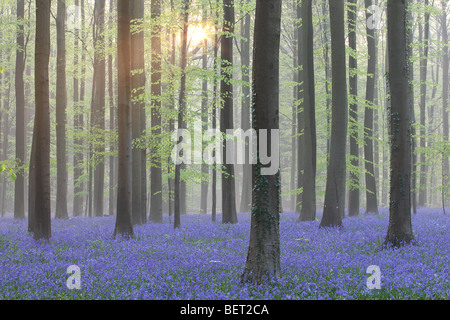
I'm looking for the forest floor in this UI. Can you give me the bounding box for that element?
[0,208,449,300]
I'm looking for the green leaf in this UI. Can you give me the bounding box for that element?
[0,66,3,74]
[0,164,5,173]
[11,173,17,181]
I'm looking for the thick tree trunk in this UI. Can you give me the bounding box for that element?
[299,0,316,222]
[14,0,26,219]
[220,0,237,224]
[347,0,359,217]
[384,0,414,247]
[55,0,68,219]
[320,0,348,228]
[114,0,134,238]
[31,0,52,240]
[241,0,281,284]
[364,0,379,214]
[149,0,163,223]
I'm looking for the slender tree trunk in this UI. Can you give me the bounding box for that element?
[290,0,298,212]
[364,0,379,214]
[384,0,414,247]
[114,0,134,238]
[320,0,348,228]
[14,0,26,219]
[211,11,219,223]
[150,0,163,223]
[241,0,281,284]
[299,0,316,221]
[418,0,430,207]
[442,0,449,209]
[55,0,68,219]
[174,0,190,229]
[239,2,251,213]
[108,0,116,216]
[295,0,304,214]
[74,0,85,217]
[130,0,145,225]
[348,0,359,217]
[31,0,52,240]
[220,0,237,224]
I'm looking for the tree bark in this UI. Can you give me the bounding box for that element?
[149,0,163,223]
[364,0,379,214]
[55,0,68,219]
[220,0,237,224]
[320,0,348,228]
[131,0,145,225]
[442,0,449,209]
[92,0,106,217]
[384,0,414,247]
[299,0,316,222]
[239,2,251,213]
[31,0,52,240]
[348,0,359,217]
[14,0,26,219]
[241,0,281,284]
[114,0,134,238]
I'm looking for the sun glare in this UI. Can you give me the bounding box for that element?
[189,25,210,45]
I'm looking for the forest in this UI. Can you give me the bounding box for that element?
[0,0,450,303]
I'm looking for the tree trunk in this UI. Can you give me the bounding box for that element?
[418,0,430,207]
[239,2,251,213]
[299,0,316,222]
[211,11,219,223]
[55,0,68,219]
[241,0,281,284]
[364,0,379,214]
[73,0,85,217]
[14,0,26,219]
[295,0,304,214]
[442,0,449,209]
[347,0,359,217]
[290,0,297,212]
[174,0,190,229]
[130,0,145,225]
[149,0,163,223]
[320,0,348,228]
[384,0,414,247]
[114,0,134,238]
[31,0,52,240]
[220,0,237,224]
[108,0,116,216]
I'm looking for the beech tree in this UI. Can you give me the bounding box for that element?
[241,0,281,285]
[384,0,415,247]
[30,0,51,240]
[320,0,348,228]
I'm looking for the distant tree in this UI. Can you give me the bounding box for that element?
[30,0,52,240]
[241,0,281,284]
[113,0,134,238]
[239,0,252,213]
[174,0,190,229]
[149,0,163,223]
[364,0,379,214]
[131,0,145,225]
[347,0,359,217]
[320,0,348,228]
[441,0,449,208]
[14,0,26,219]
[91,0,106,217]
[55,0,68,219]
[384,0,414,247]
